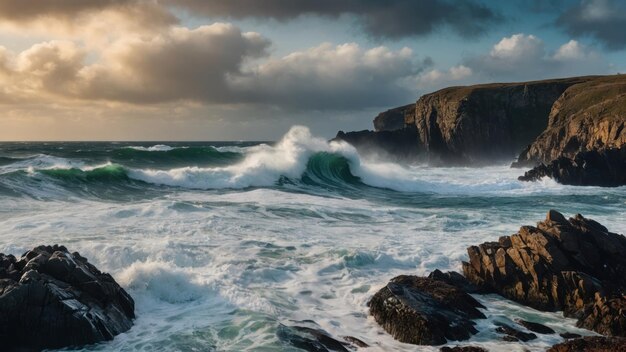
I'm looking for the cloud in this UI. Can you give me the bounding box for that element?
[232,43,429,109]
[419,65,473,86]
[76,23,271,104]
[0,24,428,111]
[553,39,601,60]
[464,33,609,81]
[0,0,501,41]
[0,0,178,37]
[166,0,501,40]
[556,0,626,50]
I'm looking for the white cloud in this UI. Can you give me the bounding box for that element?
[419,65,472,85]
[489,34,544,60]
[233,43,426,109]
[465,33,610,81]
[552,39,600,61]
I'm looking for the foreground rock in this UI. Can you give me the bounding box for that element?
[0,245,134,351]
[518,146,626,186]
[547,336,626,352]
[277,321,368,351]
[368,275,485,345]
[462,210,626,336]
[440,346,488,352]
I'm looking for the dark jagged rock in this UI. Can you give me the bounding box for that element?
[577,294,626,336]
[440,346,488,352]
[518,146,626,187]
[559,332,582,339]
[462,210,626,336]
[341,336,369,348]
[428,269,486,294]
[516,319,556,334]
[334,127,421,161]
[495,323,537,342]
[368,275,486,345]
[374,104,414,132]
[276,323,351,352]
[0,245,134,351]
[547,336,626,352]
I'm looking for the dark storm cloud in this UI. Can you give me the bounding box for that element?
[166,0,502,39]
[0,0,178,31]
[556,0,626,50]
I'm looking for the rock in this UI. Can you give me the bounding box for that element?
[428,269,486,294]
[0,245,134,351]
[276,323,351,352]
[341,336,369,348]
[368,275,486,345]
[334,127,421,161]
[515,75,626,166]
[374,104,414,132]
[547,336,626,352]
[440,346,488,352]
[516,319,556,334]
[462,210,626,336]
[577,295,626,336]
[559,332,582,339]
[518,146,626,186]
[495,323,537,342]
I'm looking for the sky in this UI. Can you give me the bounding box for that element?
[0,0,625,141]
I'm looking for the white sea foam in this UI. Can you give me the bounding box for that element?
[126,144,179,151]
[0,154,84,175]
[118,261,205,303]
[128,126,356,189]
[1,130,625,351]
[125,126,618,198]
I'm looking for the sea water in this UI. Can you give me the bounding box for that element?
[0,126,623,351]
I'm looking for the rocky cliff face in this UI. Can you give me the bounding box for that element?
[337,76,592,164]
[373,104,414,132]
[515,75,626,165]
[407,78,588,163]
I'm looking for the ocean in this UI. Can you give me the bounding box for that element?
[0,126,624,351]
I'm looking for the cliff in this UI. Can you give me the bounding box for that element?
[515,75,626,165]
[373,104,414,132]
[337,76,595,164]
[336,75,626,176]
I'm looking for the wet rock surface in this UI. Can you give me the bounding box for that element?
[0,245,134,351]
[560,332,582,339]
[276,321,366,351]
[518,146,626,186]
[462,210,626,336]
[368,275,486,345]
[440,346,488,352]
[516,319,555,334]
[495,323,538,342]
[547,336,626,352]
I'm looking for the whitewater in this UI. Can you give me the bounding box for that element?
[0,126,624,351]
